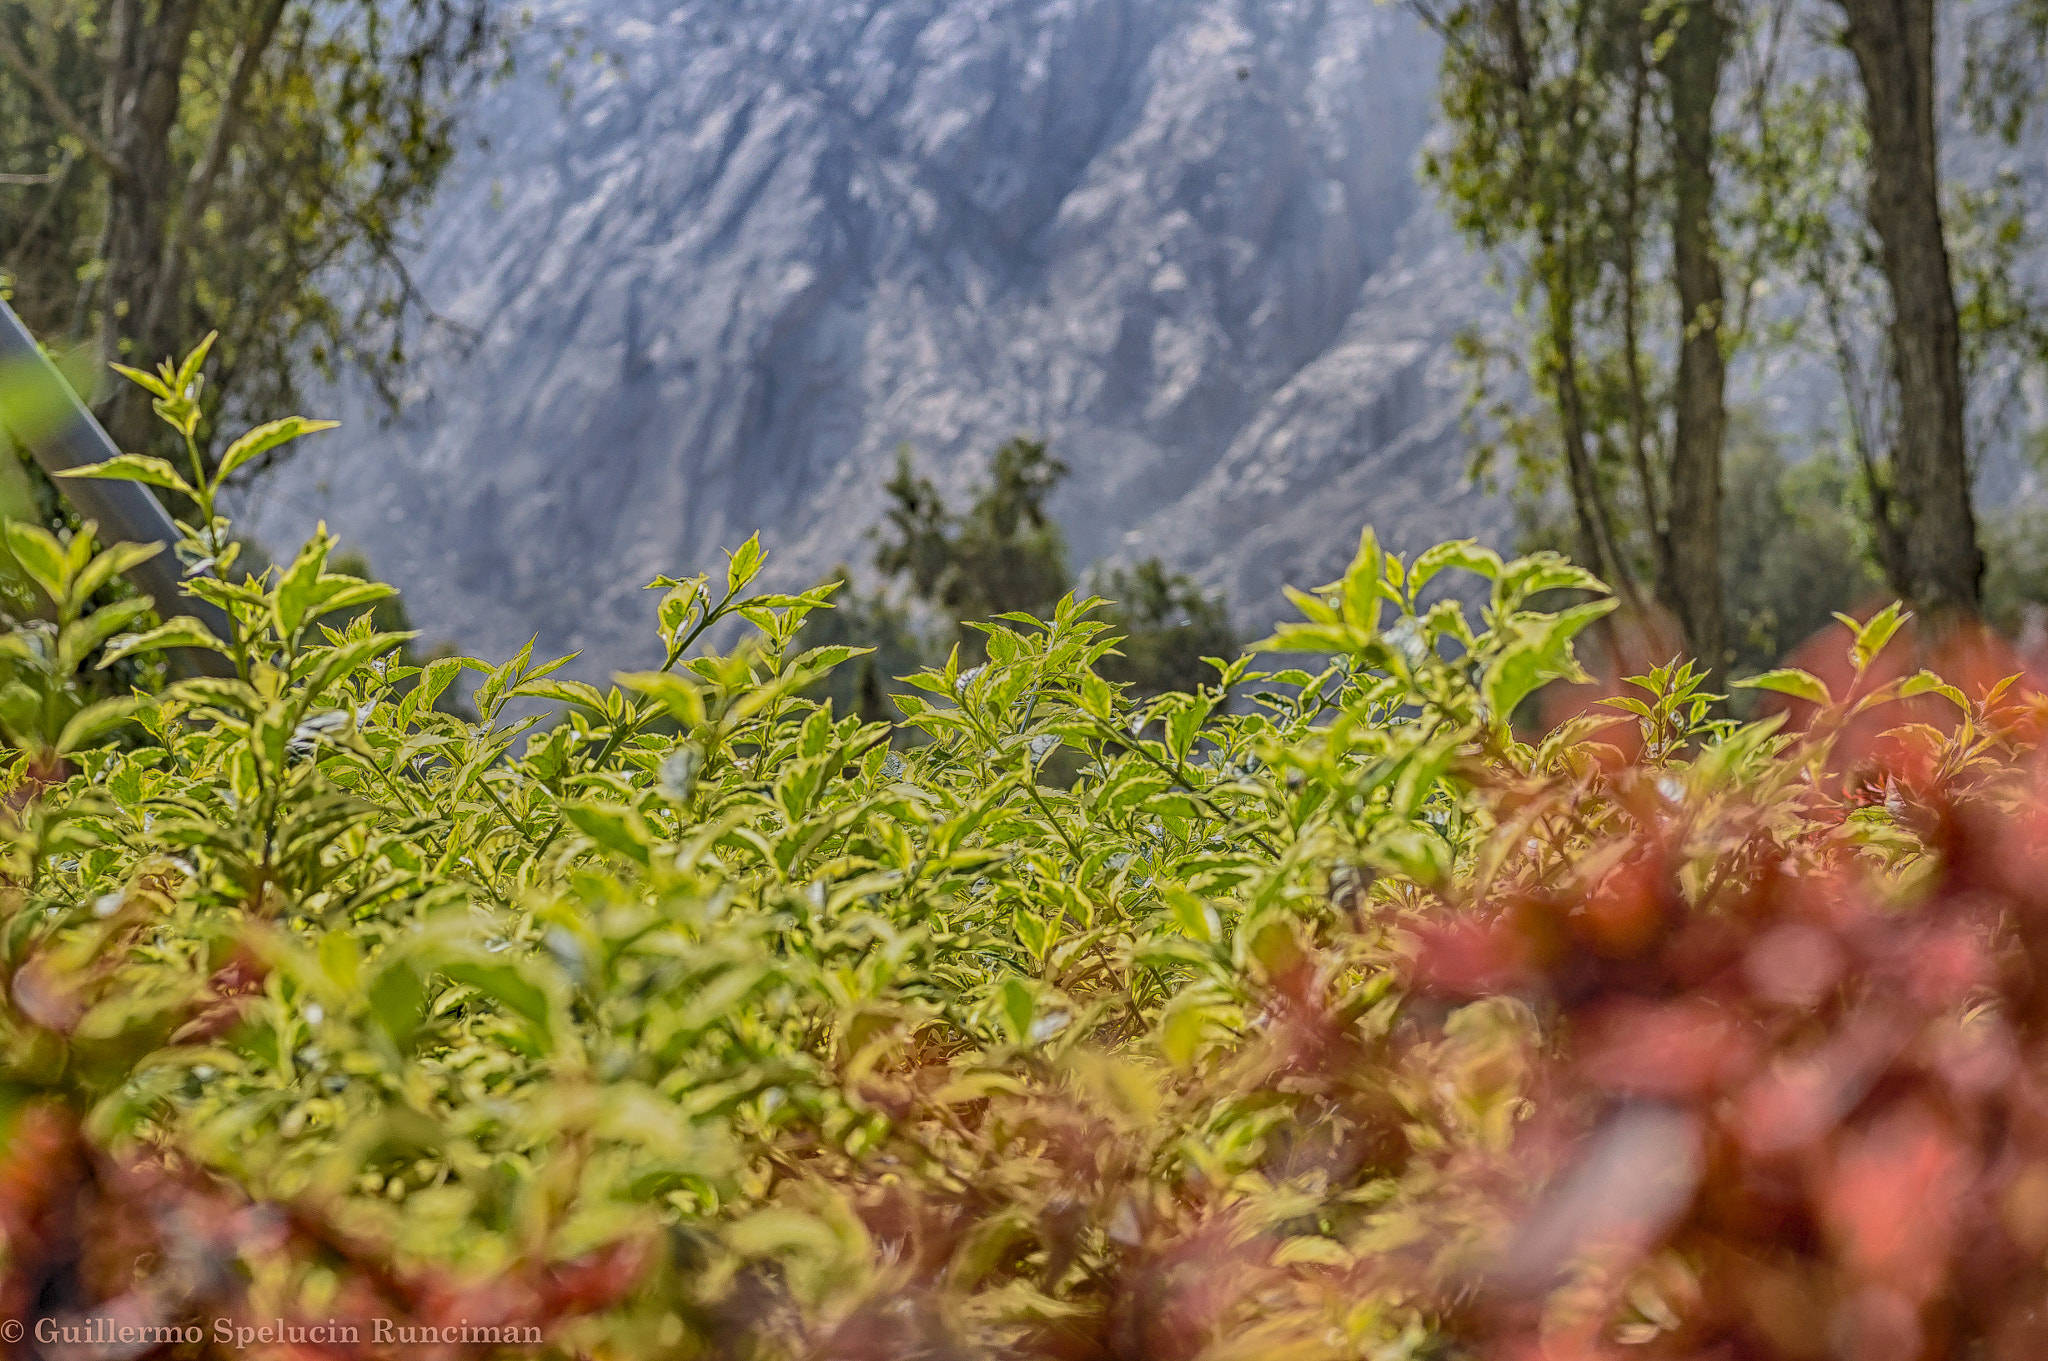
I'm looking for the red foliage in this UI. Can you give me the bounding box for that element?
[1408,644,2048,1361]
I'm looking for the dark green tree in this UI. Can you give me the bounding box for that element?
[1714,423,1885,676]
[1087,559,1235,699]
[793,567,926,728]
[875,437,1071,637]
[866,438,1233,696]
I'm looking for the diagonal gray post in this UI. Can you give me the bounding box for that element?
[0,300,236,678]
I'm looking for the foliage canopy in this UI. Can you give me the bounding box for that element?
[5,370,2048,1360]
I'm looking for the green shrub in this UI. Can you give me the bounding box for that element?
[3,356,2039,1360]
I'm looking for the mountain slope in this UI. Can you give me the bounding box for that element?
[247,0,1506,669]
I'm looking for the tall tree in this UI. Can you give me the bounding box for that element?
[1728,0,2046,625]
[1418,0,1737,670]
[1424,0,1632,598]
[1085,559,1237,699]
[1831,0,1982,615]
[1662,0,1731,671]
[875,438,1073,636]
[0,0,501,468]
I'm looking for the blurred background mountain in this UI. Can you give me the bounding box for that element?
[236,0,1510,672]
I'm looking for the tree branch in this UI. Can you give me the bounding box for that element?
[3,147,76,259]
[0,29,129,186]
[139,0,291,354]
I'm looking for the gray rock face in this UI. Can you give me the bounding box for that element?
[246,0,1507,670]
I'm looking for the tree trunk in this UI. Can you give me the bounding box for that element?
[1549,274,1640,611]
[138,0,291,374]
[94,0,203,454]
[1835,0,1982,616]
[1661,0,1729,672]
[1493,0,1644,615]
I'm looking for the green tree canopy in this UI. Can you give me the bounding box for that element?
[863,438,1234,697]
[0,0,508,466]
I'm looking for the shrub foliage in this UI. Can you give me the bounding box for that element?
[3,372,2046,1361]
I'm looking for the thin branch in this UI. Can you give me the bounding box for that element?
[1729,0,1796,343]
[1405,0,1486,66]
[139,0,291,355]
[0,29,129,185]
[344,203,480,346]
[2,147,75,259]
[1618,41,1666,557]
[1818,271,1905,583]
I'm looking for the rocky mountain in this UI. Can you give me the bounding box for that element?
[243,0,1511,670]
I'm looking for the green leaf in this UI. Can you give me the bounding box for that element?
[55,454,194,498]
[58,597,155,673]
[1372,825,1452,888]
[1013,907,1053,960]
[441,958,558,1048]
[1244,914,1307,979]
[1897,670,1970,712]
[318,931,362,994]
[1269,623,1363,655]
[792,644,868,674]
[515,678,612,714]
[562,800,653,864]
[97,617,228,668]
[98,617,230,670]
[617,671,706,729]
[274,531,332,636]
[1155,697,1196,763]
[1281,584,1341,627]
[1732,668,1833,707]
[69,540,165,607]
[726,534,764,595]
[171,332,217,396]
[307,578,398,620]
[1160,999,1213,1068]
[1412,539,1504,589]
[1341,526,1383,635]
[366,959,427,1049]
[657,743,705,802]
[1481,598,1617,718]
[1080,669,1114,719]
[300,633,409,699]
[656,578,703,643]
[1493,552,1609,613]
[56,695,148,754]
[1842,602,1910,670]
[60,521,94,587]
[3,520,67,600]
[169,676,261,714]
[726,1209,840,1259]
[107,361,173,401]
[215,417,341,483]
[1164,889,1218,944]
[999,978,1036,1045]
[417,658,468,710]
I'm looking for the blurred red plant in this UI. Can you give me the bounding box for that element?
[1407,630,2048,1361]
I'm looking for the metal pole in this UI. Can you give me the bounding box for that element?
[0,300,236,678]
